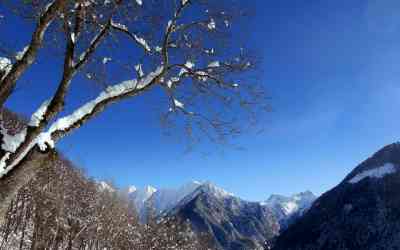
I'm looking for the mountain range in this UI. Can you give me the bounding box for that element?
[111,142,400,249]
[124,181,316,249]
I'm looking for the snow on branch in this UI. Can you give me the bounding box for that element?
[0,137,38,178]
[75,20,112,70]
[0,57,11,71]
[15,46,29,61]
[0,57,12,80]
[171,59,240,89]
[0,118,29,178]
[207,18,216,30]
[0,99,49,178]
[111,21,151,52]
[208,61,220,68]
[0,65,164,179]
[173,98,185,109]
[44,65,164,142]
[135,64,145,78]
[28,100,50,127]
[0,0,63,106]
[0,126,27,154]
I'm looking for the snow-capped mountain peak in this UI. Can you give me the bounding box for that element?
[265,191,315,214]
[144,185,157,195]
[128,185,157,214]
[147,181,202,214]
[131,181,234,217]
[263,191,316,228]
[200,181,234,198]
[127,185,137,193]
[98,181,115,192]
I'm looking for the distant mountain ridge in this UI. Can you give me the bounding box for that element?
[123,181,315,249]
[125,181,314,221]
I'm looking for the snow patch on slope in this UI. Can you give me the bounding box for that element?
[348,163,396,184]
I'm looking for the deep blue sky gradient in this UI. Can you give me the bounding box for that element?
[2,0,400,201]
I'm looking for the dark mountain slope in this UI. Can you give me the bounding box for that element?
[273,142,400,250]
[171,183,280,250]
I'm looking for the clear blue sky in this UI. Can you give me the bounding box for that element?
[2,0,400,201]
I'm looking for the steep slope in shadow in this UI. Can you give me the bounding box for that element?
[170,182,280,250]
[273,142,400,250]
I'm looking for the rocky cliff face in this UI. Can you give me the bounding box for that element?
[170,183,280,250]
[263,191,316,231]
[273,142,400,250]
[124,180,316,249]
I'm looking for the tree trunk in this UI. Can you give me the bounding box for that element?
[0,148,53,226]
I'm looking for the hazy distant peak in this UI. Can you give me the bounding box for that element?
[266,191,316,203]
[98,181,115,192]
[191,180,202,185]
[127,185,137,193]
[179,180,202,190]
[292,191,316,201]
[143,185,157,194]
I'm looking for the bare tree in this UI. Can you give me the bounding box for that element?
[0,0,266,223]
[0,157,212,249]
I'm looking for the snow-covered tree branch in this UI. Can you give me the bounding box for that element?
[0,0,265,220]
[0,0,65,106]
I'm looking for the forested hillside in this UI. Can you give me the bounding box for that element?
[0,151,209,249]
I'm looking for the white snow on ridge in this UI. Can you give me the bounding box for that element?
[128,181,233,218]
[201,181,234,198]
[263,191,316,222]
[348,163,397,184]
